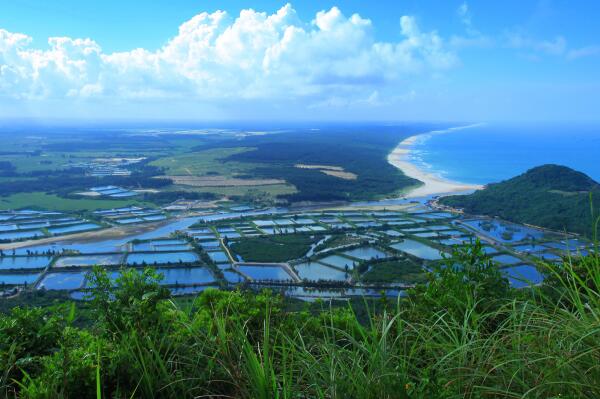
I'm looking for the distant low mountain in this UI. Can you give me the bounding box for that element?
[440,165,600,237]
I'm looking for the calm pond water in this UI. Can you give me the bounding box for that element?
[294,262,349,281]
[0,272,39,285]
[237,265,292,281]
[54,254,124,267]
[223,270,246,284]
[319,255,355,269]
[126,252,199,265]
[462,219,546,243]
[501,265,544,288]
[342,247,389,261]
[0,230,44,240]
[492,254,523,265]
[48,223,101,235]
[207,251,229,263]
[0,256,50,270]
[391,240,442,260]
[154,267,215,285]
[38,272,87,290]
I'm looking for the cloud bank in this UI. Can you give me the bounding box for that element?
[0,4,456,108]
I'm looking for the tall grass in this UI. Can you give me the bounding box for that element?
[2,246,599,398]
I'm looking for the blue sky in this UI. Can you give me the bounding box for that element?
[1,0,599,122]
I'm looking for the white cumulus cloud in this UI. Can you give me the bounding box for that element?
[0,3,457,108]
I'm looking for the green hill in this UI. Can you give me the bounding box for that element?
[440,164,600,236]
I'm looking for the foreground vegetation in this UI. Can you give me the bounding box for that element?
[2,240,599,398]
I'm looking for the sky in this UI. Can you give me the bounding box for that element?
[1,0,599,122]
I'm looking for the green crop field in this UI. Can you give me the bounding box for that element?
[150,147,260,177]
[230,234,323,262]
[360,259,427,283]
[0,192,151,212]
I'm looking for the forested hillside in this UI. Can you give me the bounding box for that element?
[440,165,600,236]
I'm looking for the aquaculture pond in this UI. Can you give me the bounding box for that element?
[207,251,229,263]
[54,254,124,267]
[319,255,356,269]
[236,264,293,281]
[0,230,45,240]
[414,232,439,238]
[438,237,474,246]
[10,217,201,255]
[154,267,215,285]
[0,273,39,285]
[482,246,499,255]
[220,232,241,239]
[462,219,545,243]
[0,256,51,270]
[390,240,443,260]
[126,252,199,265]
[501,265,544,288]
[513,243,544,253]
[223,270,246,284]
[198,241,221,249]
[342,247,389,261]
[38,272,88,290]
[384,230,403,237]
[293,218,315,225]
[133,240,190,252]
[294,262,350,281]
[535,252,562,262]
[492,254,523,265]
[48,223,101,235]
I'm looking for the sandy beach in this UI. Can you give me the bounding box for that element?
[388,134,483,198]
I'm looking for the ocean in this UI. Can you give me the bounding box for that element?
[407,123,600,185]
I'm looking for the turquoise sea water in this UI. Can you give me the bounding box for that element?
[407,124,600,185]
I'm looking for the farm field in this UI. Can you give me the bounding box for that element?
[0,192,149,212]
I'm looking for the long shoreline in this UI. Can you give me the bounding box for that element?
[388,125,484,198]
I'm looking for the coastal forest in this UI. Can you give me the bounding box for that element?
[440,164,600,237]
[0,125,436,212]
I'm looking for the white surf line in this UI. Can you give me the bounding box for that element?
[388,124,485,198]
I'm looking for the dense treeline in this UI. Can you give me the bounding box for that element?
[194,125,434,202]
[141,190,220,204]
[441,164,600,237]
[1,242,599,398]
[0,165,171,198]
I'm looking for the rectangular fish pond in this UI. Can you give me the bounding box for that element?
[492,254,524,265]
[126,252,199,265]
[207,251,230,263]
[0,256,51,270]
[462,219,546,243]
[48,223,102,235]
[236,264,294,281]
[38,271,88,290]
[0,272,40,285]
[54,254,124,267]
[319,255,356,270]
[154,267,215,285]
[0,230,45,241]
[294,262,350,281]
[342,247,390,261]
[501,265,544,288]
[390,240,443,260]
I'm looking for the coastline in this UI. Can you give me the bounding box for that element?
[388,126,484,198]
